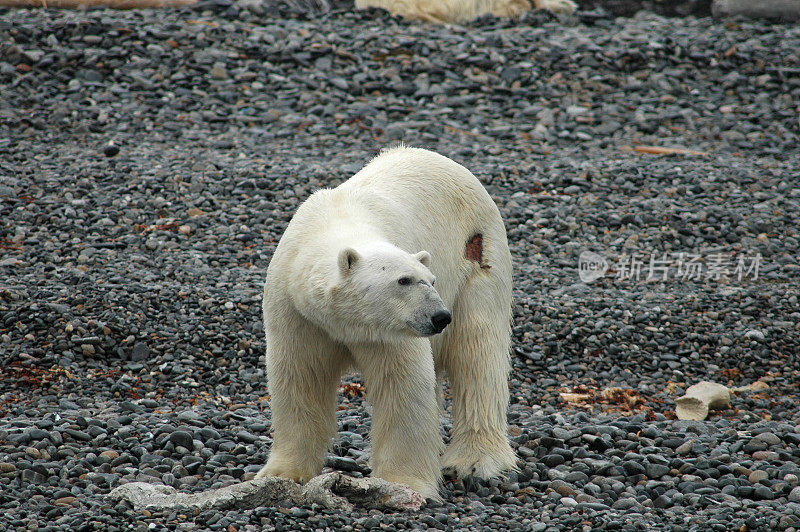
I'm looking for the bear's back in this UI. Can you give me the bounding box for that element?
[339,147,498,230]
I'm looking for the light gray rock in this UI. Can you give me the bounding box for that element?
[675,382,731,421]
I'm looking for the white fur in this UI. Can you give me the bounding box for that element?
[355,0,576,23]
[256,147,516,499]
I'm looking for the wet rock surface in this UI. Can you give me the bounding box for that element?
[1,1,799,530]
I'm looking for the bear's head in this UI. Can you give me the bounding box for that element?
[331,242,451,341]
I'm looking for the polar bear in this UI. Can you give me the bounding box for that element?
[256,147,516,499]
[355,0,577,24]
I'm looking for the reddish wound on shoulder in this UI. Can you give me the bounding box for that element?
[466,233,489,268]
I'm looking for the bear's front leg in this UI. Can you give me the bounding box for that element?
[351,339,444,500]
[256,320,347,484]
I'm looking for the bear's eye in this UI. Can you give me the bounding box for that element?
[397,277,413,286]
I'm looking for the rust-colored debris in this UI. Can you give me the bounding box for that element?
[0,239,23,251]
[0,363,72,388]
[340,382,366,399]
[559,385,652,414]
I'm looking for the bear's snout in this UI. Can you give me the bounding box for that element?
[430,310,452,333]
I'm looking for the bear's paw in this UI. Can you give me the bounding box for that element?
[441,439,517,479]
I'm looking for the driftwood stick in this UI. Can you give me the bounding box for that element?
[712,0,800,20]
[107,472,426,512]
[633,145,708,157]
[0,0,196,8]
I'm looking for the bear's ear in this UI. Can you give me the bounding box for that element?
[414,250,431,267]
[338,247,361,276]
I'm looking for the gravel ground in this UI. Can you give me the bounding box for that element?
[2,2,800,530]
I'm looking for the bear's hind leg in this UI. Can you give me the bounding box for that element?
[257,322,348,484]
[440,273,517,479]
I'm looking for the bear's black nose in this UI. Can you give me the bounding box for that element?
[431,310,452,333]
